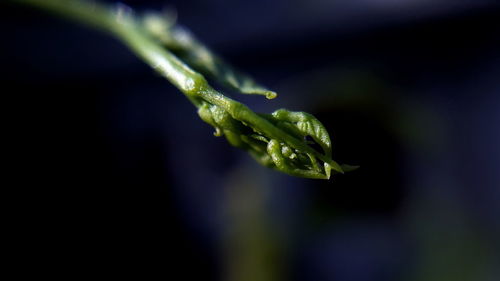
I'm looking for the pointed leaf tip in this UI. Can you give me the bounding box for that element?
[265,91,277,99]
[340,164,360,172]
[324,162,332,179]
[329,160,344,174]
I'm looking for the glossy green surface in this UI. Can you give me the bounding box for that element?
[13,0,356,179]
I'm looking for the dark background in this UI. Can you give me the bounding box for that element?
[3,0,499,280]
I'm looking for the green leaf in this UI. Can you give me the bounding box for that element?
[271,109,332,157]
[143,13,277,99]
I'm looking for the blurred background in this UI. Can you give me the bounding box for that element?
[2,0,499,280]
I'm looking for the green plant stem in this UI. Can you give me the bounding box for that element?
[12,0,350,179]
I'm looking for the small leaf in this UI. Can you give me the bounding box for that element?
[143,13,276,99]
[340,164,360,172]
[272,109,332,157]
